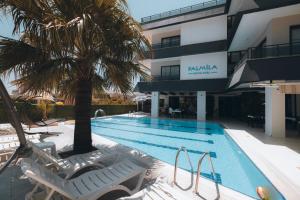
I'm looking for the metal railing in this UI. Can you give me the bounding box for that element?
[232,42,300,72]
[152,39,181,50]
[94,109,105,118]
[141,0,226,24]
[249,42,300,59]
[128,111,136,117]
[173,147,194,186]
[194,152,217,194]
[153,75,180,81]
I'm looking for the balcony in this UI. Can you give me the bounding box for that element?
[152,38,180,50]
[152,75,180,81]
[254,0,300,9]
[144,40,227,59]
[234,42,300,71]
[135,78,228,93]
[141,75,180,82]
[228,42,300,88]
[141,0,226,24]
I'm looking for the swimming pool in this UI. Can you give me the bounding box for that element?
[92,116,284,199]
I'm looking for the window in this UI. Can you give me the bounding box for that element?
[161,65,180,80]
[159,99,165,107]
[290,25,300,54]
[290,25,300,43]
[161,36,180,48]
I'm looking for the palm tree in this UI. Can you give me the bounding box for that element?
[0,0,150,153]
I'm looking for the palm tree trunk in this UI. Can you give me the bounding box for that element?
[0,78,29,174]
[0,79,27,146]
[73,79,93,154]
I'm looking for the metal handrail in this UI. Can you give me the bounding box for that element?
[173,146,194,185]
[141,0,226,23]
[94,109,105,118]
[194,152,216,194]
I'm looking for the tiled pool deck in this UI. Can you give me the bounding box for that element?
[0,116,299,199]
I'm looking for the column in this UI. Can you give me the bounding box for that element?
[197,91,206,121]
[265,87,286,137]
[151,92,160,118]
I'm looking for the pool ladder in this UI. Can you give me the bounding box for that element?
[194,152,217,194]
[173,147,217,194]
[94,109,105,118]
[173,146,194,186]
[128,111,136,117]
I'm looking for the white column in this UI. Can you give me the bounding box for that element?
[151,92,160,118]
[197,91,206,121]
[265,87,286,137]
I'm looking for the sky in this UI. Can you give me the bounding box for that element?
[0,0,206,92]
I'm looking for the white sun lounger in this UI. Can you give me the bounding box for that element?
[0,134,40,143]
[119,180,189,200]
[0,138,40,163]
[0,138,40,153]
[29,141,119,179]
[21,158,146,200]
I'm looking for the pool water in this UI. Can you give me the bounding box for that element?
[92,116,284,199]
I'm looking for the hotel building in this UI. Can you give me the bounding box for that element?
[135,0,300,138]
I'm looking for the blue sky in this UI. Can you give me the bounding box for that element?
[0,0,206,92]
[0,0,206,38]
[128,0,206,21]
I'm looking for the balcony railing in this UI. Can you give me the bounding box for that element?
[233,42,300,71]
[141,0,226,24]
[141,75,180,82]
[152,39,181,50]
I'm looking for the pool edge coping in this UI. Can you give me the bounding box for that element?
[222,124,300,200]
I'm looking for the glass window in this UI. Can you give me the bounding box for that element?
[161,38,170,48]
[161,36,180,48]
[161,65,180,80]
[291,26,300,43]
[291,26,300,54]
[161,66,170,78]
[170,66,180,77]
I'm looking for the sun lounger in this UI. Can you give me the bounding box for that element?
[21,158,146,200]
[29,141,119,179]
[0,134,40,143]
[0,139,40,153]
[0,138,39,164]
[21,113,64,128]
[21,114,64,136]
[34,118,65,127]
[119,180,188,200]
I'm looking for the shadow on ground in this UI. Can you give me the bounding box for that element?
[0,143,161,200]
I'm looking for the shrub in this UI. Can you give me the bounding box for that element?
[0,102,136,123]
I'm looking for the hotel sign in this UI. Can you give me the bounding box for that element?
[181,52,227,80]
[188,65,218,75]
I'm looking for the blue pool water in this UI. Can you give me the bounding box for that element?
[92,116,284,199]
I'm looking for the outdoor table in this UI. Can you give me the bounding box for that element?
[173,109,182,118]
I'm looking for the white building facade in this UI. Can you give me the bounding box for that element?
[136,0,300,138]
